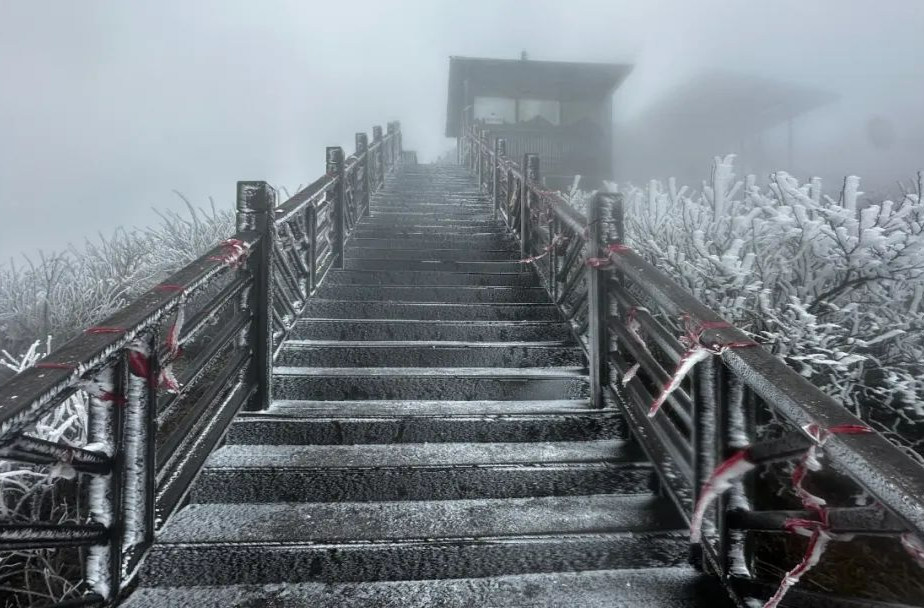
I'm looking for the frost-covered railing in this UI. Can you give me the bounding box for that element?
[464,125,924,607]
[0,121,402,605]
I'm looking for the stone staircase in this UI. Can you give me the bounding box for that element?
[125,164,731,607]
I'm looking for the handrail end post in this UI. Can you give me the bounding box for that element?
[356,132,370,218]
[521,153,539,260]
[587,191,610,409]
[326,146,346,269]
[236,180,277,411]
[493,138,506,220]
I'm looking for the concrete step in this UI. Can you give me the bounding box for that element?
[272,367,588,401]
[345,247,520,261]
[225,399,625,444]
[288,319,573,341]
[276,341,583,367]
[348,235,516,249]
[125,567,732,608]
[139,494,688,585]
[369,204,493,212]
[302,299,561,321]
[342,259,532,272]
[356,224,503,234]
[372,193,485,200]
[190,440,652,503]
[367,206,494,215]
[313,285,548,303]
[321,269,539,288]
[352,224,508,236]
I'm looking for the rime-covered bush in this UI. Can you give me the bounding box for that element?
[573,159,924,456]
[0,197,234,364]
[0,197,233,604]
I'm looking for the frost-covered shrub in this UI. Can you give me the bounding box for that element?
[0,196,234,604]
[0,197,234,366]
[1,339,91,605]
[572,159,924,456]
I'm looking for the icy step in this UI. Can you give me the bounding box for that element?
[368,207,495,216]
[345,247,520,262]
[264,398,598,416]
[227,399,626,445]
[302,299,561,321]
[204,439,633,468]
[276,341,583,368]
[272,366,588,401]
[348,235,517,249]
[191,440,651,503]
[360,218,501,227]
[288,319,573,342]
[321,269,540,288]
[352,224,509,236]
[164,494,677,543]
[313,285,550,304]
[139,495,689,585]
[125,568,732,608]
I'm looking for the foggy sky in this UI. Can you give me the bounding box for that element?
[1,1,922,259]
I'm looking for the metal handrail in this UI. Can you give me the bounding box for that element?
[0,121,403,606]
[463,124,924,605]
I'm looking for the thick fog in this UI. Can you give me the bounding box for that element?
[1,0,922,259]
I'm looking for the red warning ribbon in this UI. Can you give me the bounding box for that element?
[689,422,873,608]
[648,316,757,418]
[208,238,249,268]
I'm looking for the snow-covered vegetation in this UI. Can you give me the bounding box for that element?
[0,197,234,363]
[1,340,91,604]
[572,158,924,457]
[0,197,233,605]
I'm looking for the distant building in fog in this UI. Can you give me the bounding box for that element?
[615,70,836,184]
[446,55,632,189]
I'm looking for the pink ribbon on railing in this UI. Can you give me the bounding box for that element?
[165,302,185,359]
[585,243,633,269]
[688,422,874,608]
[155,283,185,293]
[621,306,653,386]
[159,301,186,394]
[519,234,568,264]
[125,336,181,394]
[85,326,126,335]
[761,422,873,608]
[34,362,76,370]
[901,533,924,568]
[648,317,756,418]
[208,238,249,268]
[78,376,127,405]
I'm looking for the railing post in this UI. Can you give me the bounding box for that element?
[306,205,317,293]
[356,132,370,217]
[373,125,384,188]
[386,122,396,170]
[236,180,276,411]
[587,192,611,409]
[521,153,539,260]
[493,138,506,219]
[476,131,484,191]
[506,166,514,231]
[326,147,345,269]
